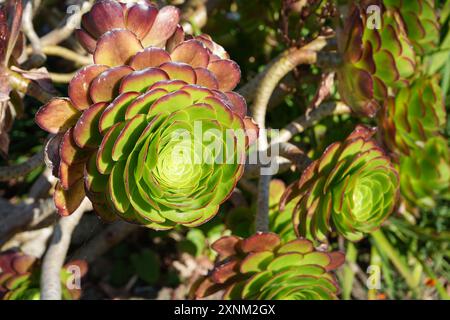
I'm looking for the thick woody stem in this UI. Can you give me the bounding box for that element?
[239,36,335,102]
[250,37,329,233]
[0,197,55,246]
[39,1,93,47]
[22,0,46,67]
[40,198,92,300]
[0,150,44,181]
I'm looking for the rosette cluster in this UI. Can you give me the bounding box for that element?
[280,126,399,242]
[336,2,416,117]
[35,0,257,229]
[0,251,86,300]
[383,0,440,55]
[380,76,446,155]
[399,137,450,209]
[368,2,449,210]
[192,233,345,300]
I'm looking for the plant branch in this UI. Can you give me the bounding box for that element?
[244,157,293,179]
[0,197,54,245]
[26,45,92,65]
[278,142,312,171]
[22,0,46,67]
[239,36,334,103]
[180,0,225,34]
[40,198,91,300]
[0,150,44,181]
[39,1,93,47]
[48,71,77,83]
[272,101,351,145]
[250,37,329,233]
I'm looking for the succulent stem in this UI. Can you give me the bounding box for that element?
[341,241,357,300]
[26,46,92,66]
[7,70,55,103]
[251,37,329,233]
[273,101,351,145]
[0,150,44,182]
[40,199,91,300]
[48,71,77,83]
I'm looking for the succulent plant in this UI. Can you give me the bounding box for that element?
[336,3,416,117]
[380,75,446,155]
[399,136,450,210]
[192,233,345,300]
[0,251,86,300]
[383,0,440,55]
[280,125,399,242]
[35,0,257,229]
[75,0,231,60]
[76,0,179,53]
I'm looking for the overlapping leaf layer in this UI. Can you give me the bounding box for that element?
[380,76,446,155]
[0,251,86,300]
[280,126,399,242]
[35,0,257,229]
[337,2,416,116]
[192,233,344,300]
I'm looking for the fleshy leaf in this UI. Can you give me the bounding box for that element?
[141,5,180,47]
[170,40,210,68]
[90,66,133,103]
[35,98,80,134]
[69,65,108,110]
[94,29,143,67]
[54,180,85,216]
[208,59,241,91]
[129,47,171,70]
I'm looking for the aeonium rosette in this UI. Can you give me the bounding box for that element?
[191,233,345,300]
[382,0,440,56]
[0,251,87,300]
[380,75,446,156]
[336,2,416,117]
[35,0,258,230]
[399,136,450,210]
[280,125,399,242]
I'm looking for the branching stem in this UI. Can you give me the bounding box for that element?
[40,198,91,300]
[250,37,331,233]
[0,151,44,182]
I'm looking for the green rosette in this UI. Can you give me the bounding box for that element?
[192,233,345,300]
[281,125,399,242]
